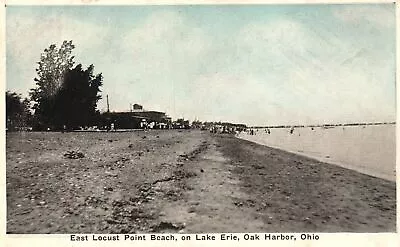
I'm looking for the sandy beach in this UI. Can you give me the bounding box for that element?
[6,130,396,233]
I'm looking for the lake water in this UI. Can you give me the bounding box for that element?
[238,124,396,181]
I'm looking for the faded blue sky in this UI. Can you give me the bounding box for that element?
[6,4,396,126]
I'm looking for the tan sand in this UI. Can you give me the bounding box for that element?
[6,130,395,233]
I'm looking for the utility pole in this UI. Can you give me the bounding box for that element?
[107,95,110,113]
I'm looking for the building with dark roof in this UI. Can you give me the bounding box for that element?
[101,106,171,129]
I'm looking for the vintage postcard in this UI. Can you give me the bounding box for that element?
[2,0,398,246]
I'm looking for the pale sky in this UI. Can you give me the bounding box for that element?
[6,4,396,126]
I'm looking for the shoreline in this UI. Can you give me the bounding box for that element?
[237,125,395,182]
[217,134,396,232]
[237,134,395,182]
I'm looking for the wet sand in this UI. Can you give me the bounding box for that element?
[6,130,396,233]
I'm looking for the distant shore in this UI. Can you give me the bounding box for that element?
[250,121,396,129]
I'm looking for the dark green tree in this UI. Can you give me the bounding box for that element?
[6,91,32,131]
[54,64,103,130]
[29,41,103,130]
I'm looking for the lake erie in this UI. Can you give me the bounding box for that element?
[238,124,396,181]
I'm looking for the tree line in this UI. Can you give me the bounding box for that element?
[6,41,103,131]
